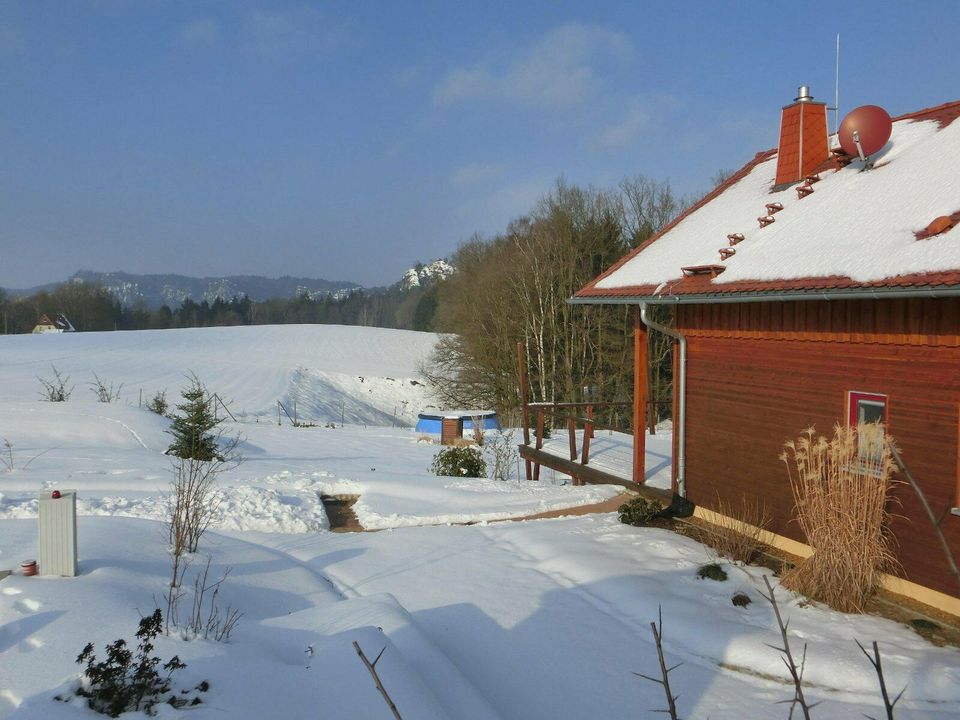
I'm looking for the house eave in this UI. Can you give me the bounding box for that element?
[569,283,960,306]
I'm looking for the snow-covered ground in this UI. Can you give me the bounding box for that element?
[2,325,959,719]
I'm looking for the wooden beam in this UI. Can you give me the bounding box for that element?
[633,306,648,485]
[568,417,577,462]
[517,445,672,503]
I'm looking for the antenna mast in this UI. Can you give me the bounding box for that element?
[834,33,840,136]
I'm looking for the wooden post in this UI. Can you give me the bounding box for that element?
[533,409,544,481]
[567,417,577,461]
[633,306,648,485]
[586,404,594,440]
[581,417,592,466]
[517,342,532,480]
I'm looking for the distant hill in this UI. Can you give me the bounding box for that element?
[8,271,363,309]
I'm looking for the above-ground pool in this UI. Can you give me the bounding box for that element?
[416,410,500,433]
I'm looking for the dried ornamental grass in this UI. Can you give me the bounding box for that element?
[710,493,772,564]
[780,423,899,613]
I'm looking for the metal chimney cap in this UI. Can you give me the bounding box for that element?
[795,85,813,103]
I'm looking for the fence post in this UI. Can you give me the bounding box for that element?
[581,417,592,466]
[277,401,281,426]
[567,417,577,461]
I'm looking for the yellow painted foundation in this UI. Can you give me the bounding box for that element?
[692,506,960,618]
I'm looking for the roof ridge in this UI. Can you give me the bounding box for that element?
[892,98,960,124]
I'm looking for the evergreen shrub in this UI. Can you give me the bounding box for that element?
[431,446,486,478]
[166,377,222,461]
[617,496,662,526]
[696,563,728,582]
[70,610,205,717]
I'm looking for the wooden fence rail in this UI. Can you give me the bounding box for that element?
[523,400,670,484]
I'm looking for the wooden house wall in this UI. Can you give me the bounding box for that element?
[674,297,960,597]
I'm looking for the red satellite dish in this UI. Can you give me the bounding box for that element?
[838,105,893,158]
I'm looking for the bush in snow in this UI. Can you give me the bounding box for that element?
[90,373,123,403]
[431,446,486,478]
[706,492,772,565]
[70,609,206,717]
[145,390,169,416]
[165,556,242,642]
[165,376,241,620]
[696,563,728,582]
[617,496,662,526]
[38,364,73,402]
[483,428,516,481]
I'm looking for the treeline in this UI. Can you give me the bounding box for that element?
[422,175,691,422]
[0,280,439,335]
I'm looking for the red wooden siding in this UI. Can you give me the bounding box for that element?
[675,297,960,598]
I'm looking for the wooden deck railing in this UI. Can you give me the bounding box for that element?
[521,400,670,483]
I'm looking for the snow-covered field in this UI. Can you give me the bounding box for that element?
[2,325,959,719]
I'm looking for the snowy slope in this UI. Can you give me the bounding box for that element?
[2,325,958,720]
[0,325,439,425]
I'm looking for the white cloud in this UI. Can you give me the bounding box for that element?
[178,19,220,47]
[452,162,507,186]
[433,23,631,110]
[240,5,347,57]
[591,97,649,150]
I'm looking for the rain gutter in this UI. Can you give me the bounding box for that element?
[568,284,960,306]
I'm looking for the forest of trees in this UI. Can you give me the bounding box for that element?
[0,279,438,335]
[422,175,689,424]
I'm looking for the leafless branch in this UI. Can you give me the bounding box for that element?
[761,576,818,719]
[856,639,904,720]
[634,605,681,719]
[353,641,403,720]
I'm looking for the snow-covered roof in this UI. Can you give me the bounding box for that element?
[577,100,960,301]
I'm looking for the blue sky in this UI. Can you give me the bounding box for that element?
[2,1,958,289]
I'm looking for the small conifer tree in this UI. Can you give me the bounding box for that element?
[166,377,222,461]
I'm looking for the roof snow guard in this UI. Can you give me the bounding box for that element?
[574,98,960,305]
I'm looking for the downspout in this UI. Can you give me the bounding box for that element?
[639,302,687,497]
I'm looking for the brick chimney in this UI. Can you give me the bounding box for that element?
[774,85,830,188]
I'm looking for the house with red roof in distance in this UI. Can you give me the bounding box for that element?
[572,87,960,613]
[32,313,76,334]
